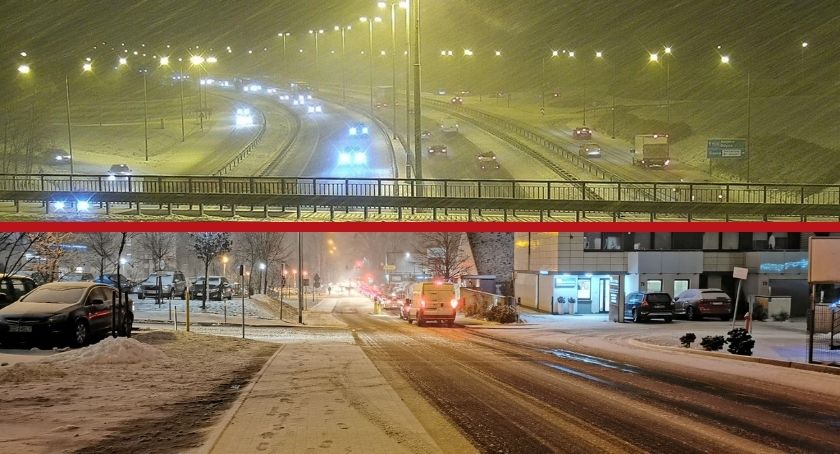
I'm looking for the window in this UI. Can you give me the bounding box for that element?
[577,278,591,300]
[721,232,739,250]
[646,280,662,292]
[674,279,690,296]
[603,234,623,251]
[633,233,652,250]
[653,233,672,250]
[584,233,601,250]
[672,233,703,250]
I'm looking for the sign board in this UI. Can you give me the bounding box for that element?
[707,139,747,158]
[383,265,396,272]
[302,278,310,287]
[808,237,840,284]
[733,266,749,280]
[554,275,576,288]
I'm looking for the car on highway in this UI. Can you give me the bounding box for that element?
[436,88,447,96]
[107,164,132,177]
[191,276,233,301]
[307,104,323,114]
[348,123,370,137]
[374,101,389,109]
[625,291,674,323]
[578,143,602,158]
[59,272,96,282]
[338,146,368,166]
[0,274,38,310]
[451,96,464,105]
[476,151,500,170]
[46,148,71,164]
[0,282,133,348]
[572,127,592,140]
[674,289,733,321]
[428,144,448,155]
[420,130,432,139]
[404,281,458,327]
[136,271,188,300]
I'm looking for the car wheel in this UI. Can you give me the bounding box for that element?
[664,316,673,323]
[686,306,697,321]
[632,309,642,323]
[72,320,89,347]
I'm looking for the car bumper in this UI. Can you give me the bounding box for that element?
[0,321,69,345]
[642,311,673,318]
[699,306,732,315]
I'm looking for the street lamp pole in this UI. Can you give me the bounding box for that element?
[360,17,379,111]
[404,2,412,177]
[746,70,751,183]
[64,73,75,175]
[142,70,149,161]
[309,29,323,85]
[412,0,423,180]
[390,3,398,138]
[335,25,349,103]
[297,232,304,324]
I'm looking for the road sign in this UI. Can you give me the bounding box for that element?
[383,264,396,272]
[708,139,747,158]
[733,266,749,280]
[303,278,310,287]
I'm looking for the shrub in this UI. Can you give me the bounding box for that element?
[752,304,768,322]
[679,333,697,348]
[485,304,519,324]
[700,335,726,351]
[771,311,790,322]
[726,328,755,356]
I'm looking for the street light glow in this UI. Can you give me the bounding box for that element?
[118,57,127,65]
[207,56,218,64]
[721,55,730,64]
[801,41,809,48]
[595,51,603,58]
[159,56,169,66]
[568,51,575,58]
[664,46,672,54]
[378,1,386,7]
[552,50,559,57]
[464,49,474,56]
[190,55,205,65]
[649,52,659,62]
[495,50,502,56]
[17,64,30,74]
[82,62,93,72]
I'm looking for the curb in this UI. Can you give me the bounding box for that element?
[628,338,840,376]
[134,318,346,330]
[196,344,286,454]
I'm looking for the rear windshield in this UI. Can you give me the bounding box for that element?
[144,275,173,285]
[700,291,730,300]
[422,285,455,302]
[21,287,85,304]
[646,293,672,304]
[61,273,87,282]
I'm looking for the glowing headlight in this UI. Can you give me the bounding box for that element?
[293,100,300,106]
[664,159,671,166]
[338,152,352,165]
[108,175,116,181]
[315,105,322,113]
[353,152,367,165]
[55,156,63,161]
[53,201,66,210]
[362,127,369,134]
[77,200,90,211]
[308,106,315,113]
[349,127,358,136]
[307,94,313,100]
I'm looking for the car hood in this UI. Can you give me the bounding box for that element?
[0,302,75,318]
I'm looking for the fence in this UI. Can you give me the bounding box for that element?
[809,303,840,366]
[461,287,509,317]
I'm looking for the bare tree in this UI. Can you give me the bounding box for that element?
[233,233,289,294]
[29,232,74,282]
[413,232,472,281]
[136,233,175,271]
[191,233,232,309]
[0,232,44,275]
[82,232,120,279]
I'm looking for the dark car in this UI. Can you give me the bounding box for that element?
[420,130,432,139]
[578,143,602,158]
[428,144,448,155]
[674,288,733,321]
[0,274,38,310]
[59,272,96,282]
[46,148,71,165]
[95,274,134,293]
[0,282,133,347]
[625,291,674,323]
[476,151,500,170]
[137,271,188,300]
[572,127,592,140]
[450,96,463,105]
[108,164,132,176]
[191,276,233,301]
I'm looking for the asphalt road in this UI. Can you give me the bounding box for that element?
[328,296,840,454]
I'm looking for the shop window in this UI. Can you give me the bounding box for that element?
[721,232,739,250]
[702,232,720,250]
[584,233,601,251]
[633,233,652,250]
[603,234,623,251]
[673,279,690,296]
[672,233,703,250]
[653,233,672,250]
[577,278,591,300]
[646,280,662,292]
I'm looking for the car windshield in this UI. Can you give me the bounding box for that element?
[646,294,672,304]
[145,275,173,285]
[196,277,221,284]
[20,286,85,304]
[60,273,87,281]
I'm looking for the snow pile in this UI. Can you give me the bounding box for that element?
[46,337,169,365]
[0,363,67,383]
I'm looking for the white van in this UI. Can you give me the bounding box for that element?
[405,281,459,327]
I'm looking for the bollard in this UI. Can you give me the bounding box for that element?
[744,311,752,333]
[185,288,191,332]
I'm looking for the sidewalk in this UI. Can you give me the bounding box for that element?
[203,341,441,453]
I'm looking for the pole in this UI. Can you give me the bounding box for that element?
[341,27,347,103]
[808,284,816,363]
[404,4,412,177]
[143,71,149,161]
[541,57,546,110]
[368,21,375,111]
[314,32,320,85]
[64,74,75,175]
[730,278,743,330]
[185,288,191,332]
[665,59,671,125]
[298,232,304,324]
[746,71,751,183]
[412,0,423,180]
[241,273,245,338]
[391,3,398,139]
[582,61,587,126]
[196,67,203,131]
[179,66,185,142]
[611,61,616,139]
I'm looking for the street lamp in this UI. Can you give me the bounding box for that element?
[541,50,561,110]
[720,54,751,182]
[222,255,229,277]
[62,60,93,176]
[308,29,324,83]
[379,1,405,139]
[17,64,30,74]
[159,56,186,142]
[360,16,383,111]
[334,25,351,103]
[259,262,266,295]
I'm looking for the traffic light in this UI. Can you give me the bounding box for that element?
[313,273,321,288]
[281,276,287,287]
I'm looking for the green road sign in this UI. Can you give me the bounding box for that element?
[707,138,747,158]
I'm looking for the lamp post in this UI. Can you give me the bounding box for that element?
[308,29,324,84]
[541,50,560,110]
[360,16,382,111]
[297,232,303,324]
[403,1,412,177]
[649,47,672,125]
[334,25,351,103]
[189,55,205,131]
[222,255,229,277]
[259,262,266,295]
[720,54,751,182]
[64,60,92,176]
[158,56,185,142]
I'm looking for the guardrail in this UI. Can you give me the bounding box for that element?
[213,106,268,176]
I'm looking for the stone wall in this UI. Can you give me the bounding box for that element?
[466,233,514,296]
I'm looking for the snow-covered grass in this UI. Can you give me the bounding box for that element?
[132,296,277,320]
[0,330,277,452]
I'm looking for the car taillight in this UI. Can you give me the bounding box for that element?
[420,299,426,308]
[640,300,650,308]
[450,298,458,309]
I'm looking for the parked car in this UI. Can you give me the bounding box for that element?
[0,282,133,347]
[450,96,464,105]
[13,270,50,285]
[136,271,188,300]
[625,291,674,323]
[59,272,96,282]
[0,274,38,309]
[428,144,448,155]
[572,127,592,140]
[191,276,233,301]
[476,151,500,170]
[674,288,733,321]
[95,274,134,293]
[404,281,459,327]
